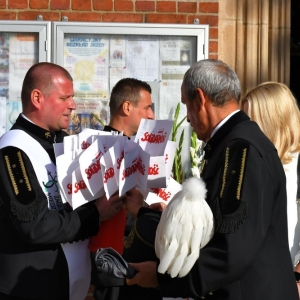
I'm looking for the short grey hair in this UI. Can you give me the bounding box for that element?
[182,59,241,106]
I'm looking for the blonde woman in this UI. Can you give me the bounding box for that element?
[240,81,300,290]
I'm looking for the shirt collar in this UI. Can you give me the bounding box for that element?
[210,110,240,139]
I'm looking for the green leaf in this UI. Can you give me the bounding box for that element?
[171,102,188,183]
[91,113,106,127]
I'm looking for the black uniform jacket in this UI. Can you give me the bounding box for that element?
[157,111,298,300]
[0,115,100,299]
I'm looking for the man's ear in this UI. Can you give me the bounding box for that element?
[122,100,131,116]
[195,88,207,110]
[31,89,43,110]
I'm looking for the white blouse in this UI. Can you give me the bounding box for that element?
[284,152,300,261]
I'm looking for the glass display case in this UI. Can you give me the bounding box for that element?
[0,20,51,136]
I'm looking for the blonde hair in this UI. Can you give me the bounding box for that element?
[240,82,300,164]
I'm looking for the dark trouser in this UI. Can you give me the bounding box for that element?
[0,293,28,300]
[0,292,68,300]
[118,285,163,300]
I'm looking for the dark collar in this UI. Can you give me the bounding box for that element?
[103,125,130,139]
[11,114,61,144]
[204,111,250,159]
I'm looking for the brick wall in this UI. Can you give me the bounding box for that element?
[0,0,218,58]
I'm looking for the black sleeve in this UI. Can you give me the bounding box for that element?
[0,146,99,246]
[157,141,277,297]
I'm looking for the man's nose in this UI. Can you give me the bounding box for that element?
[69,97,76,110]
[149,108,155,120]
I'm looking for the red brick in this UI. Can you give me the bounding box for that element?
[18,11,60,21]
[30,0,48,9]
[8,0,28,9]
[209,27,218,39]
[0,0,6,9]
[157,1,176,12]
[209,41,218,53]
[102,13,143,22]
[136,1,155,12]
[188,15,218,27]
[72,0,91,11]
[200,15,218,26]
[0,12,16,19]
[51,0,70,10]
[200,2,219,14]
[209,53,218,60]
[93,0,113,11]
[178,2,197,13]
[146,14,186,24]
[62,12,102,22]
[114,1,133,11]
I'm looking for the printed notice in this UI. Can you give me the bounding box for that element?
[109,37,127,90]
[126,37,159,81]
[64,34,109,100]
[9,33,38,100]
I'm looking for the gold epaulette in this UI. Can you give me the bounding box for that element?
[220,146,247,200]
[214,140,250,234]
[4,149,32,197]
[2,147,39,222]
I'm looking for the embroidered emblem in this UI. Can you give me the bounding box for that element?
[43,170,64,211]
[43,170,59,193]
[45,132,51,139]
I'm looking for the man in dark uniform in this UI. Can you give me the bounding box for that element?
[90,78,164,300]
[0,62,125,300]
[125,59,299,299]
[103,78,155,243]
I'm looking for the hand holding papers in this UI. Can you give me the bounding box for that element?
[94,191,125,221]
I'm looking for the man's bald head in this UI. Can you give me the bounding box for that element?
[21,62,73,110]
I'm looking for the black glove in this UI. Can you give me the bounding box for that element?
[95,247,136,286]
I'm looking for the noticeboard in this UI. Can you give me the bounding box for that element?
[0,20,51,136]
